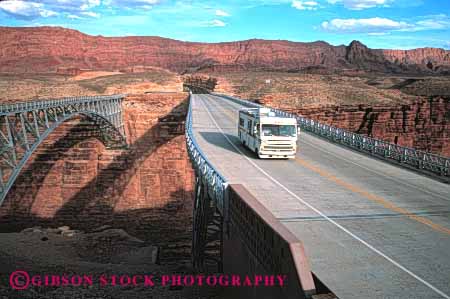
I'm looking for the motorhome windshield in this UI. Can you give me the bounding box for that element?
[262,124,295,137]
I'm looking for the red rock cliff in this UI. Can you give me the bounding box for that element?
[382,48,450,72]
[1,26,449,74]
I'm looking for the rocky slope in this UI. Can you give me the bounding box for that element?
[0,227,219,298]
[1,26,449,74]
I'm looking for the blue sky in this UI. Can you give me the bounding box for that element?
[0,0,449,49]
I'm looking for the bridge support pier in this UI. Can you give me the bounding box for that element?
[191,176,223,273]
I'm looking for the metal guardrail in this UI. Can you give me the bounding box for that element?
[186,92,228,273]
[185,93,227,212]
[0,95,127,115]
[213,93,450,179]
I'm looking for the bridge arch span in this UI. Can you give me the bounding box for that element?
[0,95,127,205]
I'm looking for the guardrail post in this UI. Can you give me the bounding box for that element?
[401,148,407,163]
[419,153,425,169]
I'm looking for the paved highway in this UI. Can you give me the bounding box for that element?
[191,94,450,299]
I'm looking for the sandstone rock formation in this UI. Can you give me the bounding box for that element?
[383,48,450,73]
[1,26,449,75]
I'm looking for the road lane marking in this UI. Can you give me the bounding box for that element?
[278,210,450,222]
[197,94,450,299]
[300,136,450,202]
[294,157,450,235]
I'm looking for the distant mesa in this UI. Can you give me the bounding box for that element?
[1,26,449,75]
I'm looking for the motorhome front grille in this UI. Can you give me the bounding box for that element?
[264,145,294,150]
[266,141,293,144]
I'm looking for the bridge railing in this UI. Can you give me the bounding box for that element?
[0,94,126,115]
[213,93,450,180]
[185,93,227,212]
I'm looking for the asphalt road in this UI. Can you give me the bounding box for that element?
[191,94,450,299]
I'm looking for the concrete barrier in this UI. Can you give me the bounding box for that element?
[223,184,317,299]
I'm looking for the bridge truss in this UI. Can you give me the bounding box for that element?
[0,94,127,205]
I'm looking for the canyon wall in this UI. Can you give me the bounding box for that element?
[265,98,450,156]
[0,93,195,255]
[382,48,450,72]
[1,26,449,74]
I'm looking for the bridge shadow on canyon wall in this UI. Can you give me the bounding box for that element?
[0,95,194,261]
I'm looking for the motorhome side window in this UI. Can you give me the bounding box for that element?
[256,123,260,136]
[239,118,244,127]
[248,120,253,135]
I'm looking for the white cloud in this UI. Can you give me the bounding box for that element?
[322,15,450,34]
[81,11,100,18]
[367,32,389,35]
[40,0,101,12]
[322,17,410,32]
[207,19,226,27]
[215,9,230,17]
[40,10,58,17]
[0,1,58,19]
[411,14,450,31]
[0,0,166,20]
[327,0,392,10]
[0,0,104,19]
[80,0,100,11]
[292,0,318,10]
[103,0,160,9]
[196,19,226,27]
[67,14,82,19]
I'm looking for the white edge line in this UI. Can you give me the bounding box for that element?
[197,94,450,299]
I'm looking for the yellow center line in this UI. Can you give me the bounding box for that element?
[294,157,450,235]
[203,95,450,235]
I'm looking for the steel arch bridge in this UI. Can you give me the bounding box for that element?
[0,94,127,205]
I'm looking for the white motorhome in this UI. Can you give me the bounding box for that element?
[238,107,298,159]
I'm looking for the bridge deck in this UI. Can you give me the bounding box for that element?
[191,94,450,299]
